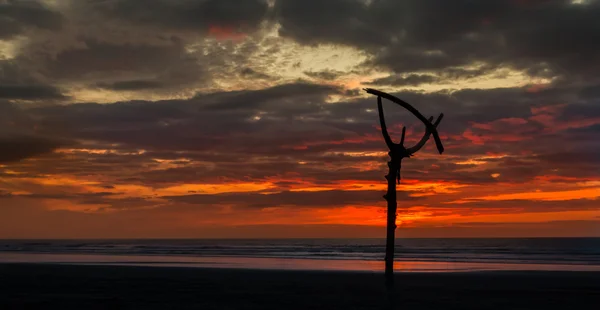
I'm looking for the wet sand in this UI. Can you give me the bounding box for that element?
[1,263,599,309]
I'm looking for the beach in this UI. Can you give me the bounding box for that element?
[1,238,599,309]
[1,263,599,310]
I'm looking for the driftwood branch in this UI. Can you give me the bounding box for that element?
[406,113,444,155]
[365,88,446,307]
[377,96,394,149]
[365,88,445,154]
[400,126,406,146]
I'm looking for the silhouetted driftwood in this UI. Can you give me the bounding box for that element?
[364,88,444,306]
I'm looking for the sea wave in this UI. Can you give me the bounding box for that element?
[1,238,599,265]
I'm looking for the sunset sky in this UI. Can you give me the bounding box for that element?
[1,0,599,238]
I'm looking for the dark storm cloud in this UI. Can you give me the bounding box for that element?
[0,0,597,234]
[274,0,387,47]
[200,82,342,111]
[3,79,596,190]
[532,151,600,179]
[0,0,63,39]
[4,2,600,204]
[6,0,600,102]
[274,0,503,49]
[0,134,69,163]
[0,61,67,100]
[275,0,600,79]
[40,38,204,84]
[26,82,340,133]
[2,0,271,97]
[0,84,66,99]
[2,82,346,163]
[88,0,269,33]
[536,151,600,167]
[579,84,600,99]
[1,85,598,215]
[12,82,594,154]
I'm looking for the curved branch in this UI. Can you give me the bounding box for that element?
[406,116,434,155]
[365,88,444,154]
[377,95,394,149]
[406,114,444,155]
[431,128,444,154]
[365,88,430,126]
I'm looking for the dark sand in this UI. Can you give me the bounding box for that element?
[0,264,598,310]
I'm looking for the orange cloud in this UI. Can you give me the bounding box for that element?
[458,187,600,202]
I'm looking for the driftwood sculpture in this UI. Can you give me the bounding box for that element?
[363,88,444,292]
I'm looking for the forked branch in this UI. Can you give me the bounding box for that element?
[407,113,444,155]
[377,96,394,149]
[365,88,445,154]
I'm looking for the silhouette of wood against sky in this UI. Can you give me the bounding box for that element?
[363,88,445,301]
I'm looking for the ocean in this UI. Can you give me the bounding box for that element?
[1,238,599,272]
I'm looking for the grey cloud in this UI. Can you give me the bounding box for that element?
[1,0,599,220]
[367,66,497,87]
[10,34,207,96]
[43,38,203,82]
[274,0,387,47]
[369,0,600,76]
[0,84,66,99]
[276,0,600,80]
[0,61,66,100]
[304,70,346,81]
[86,0,269,33]
[0,0,276,101]
[96,80,164,91]
[580,85,600,99]
[200,82,342,111]
[3,80,599,190]
[13,82,346,156]
[239,67,271,80]
[0,134,69,163]
[366,74,438,86]
[0,0,63,39]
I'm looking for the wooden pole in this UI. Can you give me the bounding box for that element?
[384,157,400,289]
[365,88,445,309]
